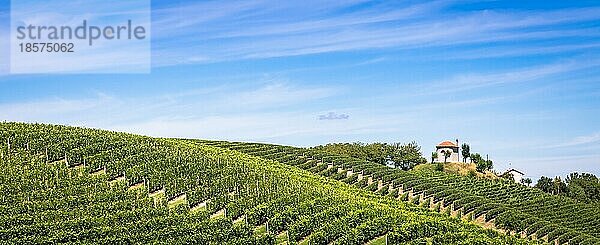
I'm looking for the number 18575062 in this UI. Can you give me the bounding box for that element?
[19,43,75,53]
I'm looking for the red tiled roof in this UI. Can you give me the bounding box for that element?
[437,141,457,147]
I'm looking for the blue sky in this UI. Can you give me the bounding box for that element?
[1,0,600,180]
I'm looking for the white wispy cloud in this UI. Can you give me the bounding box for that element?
[436,42,600,60]
[148,2,600,65]
[9,1,598,68]
[2,1,599,180]
[0,93,118,123]
[543,132,600,149]
[0,80,339,127]
[416,59,600,95]
[208,1,449,39]
[225,82,335,109]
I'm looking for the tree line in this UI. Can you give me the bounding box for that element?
[534,172,600,204]
[312,142,427,170]
[314,141,498,174]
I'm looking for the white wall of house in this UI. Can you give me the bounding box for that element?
[509,171,524,183]
[435,147,459,162]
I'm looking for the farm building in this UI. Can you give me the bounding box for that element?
[502,169,525,183]
[434,140,460,163]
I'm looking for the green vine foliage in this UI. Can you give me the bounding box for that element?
[206,139,600,244]
[0,123,589,244]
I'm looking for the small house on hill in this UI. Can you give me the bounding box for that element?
[435,140,459,163]
[502,169,525,183]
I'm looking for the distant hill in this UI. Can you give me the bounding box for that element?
[0,123,594,244]
[198,140,600,244]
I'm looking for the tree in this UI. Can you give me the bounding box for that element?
[533,172,600,203]
[521,177,532,187]
[431,151,443,171]
[390,141,427,170]
[366,143,388,165]
[478,160,492,173]
[461,143,470,163]
[470,153,492,172]
[471,153,483,164]
[535,176,567,195]
[552,177,568,195]
[314,141,426,170]
[565,172,600,203]
[535,176,553,193]
[442,150,451,164]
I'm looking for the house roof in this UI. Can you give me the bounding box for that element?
[504,168,525,175]
[436,141,457,147]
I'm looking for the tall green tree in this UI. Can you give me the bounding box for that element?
[565,173,600,202]
[366,143,388,165]
[535,176,567,195]
[535,172,600,203]
[471,153,492,172]
[431,151,438,164]
[390,141,426,170]
[535,176,553,193]
[552,177,568,195]
[461,143,470,163]
[471,153,482,164]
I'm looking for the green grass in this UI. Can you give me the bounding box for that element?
[367,235,387,245]
[254,224,267,236]
[167,195,187,209]
[275,231,288,244]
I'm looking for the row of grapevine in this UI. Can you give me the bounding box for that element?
[1,122,539,244]
[200,140,600,244]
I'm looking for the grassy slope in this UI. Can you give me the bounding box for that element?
[414,162,498,179]
[0,122,535,244]
[196,140,600,245]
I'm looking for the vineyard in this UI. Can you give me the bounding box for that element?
[0,123,587,244]
[194,140,600,245]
